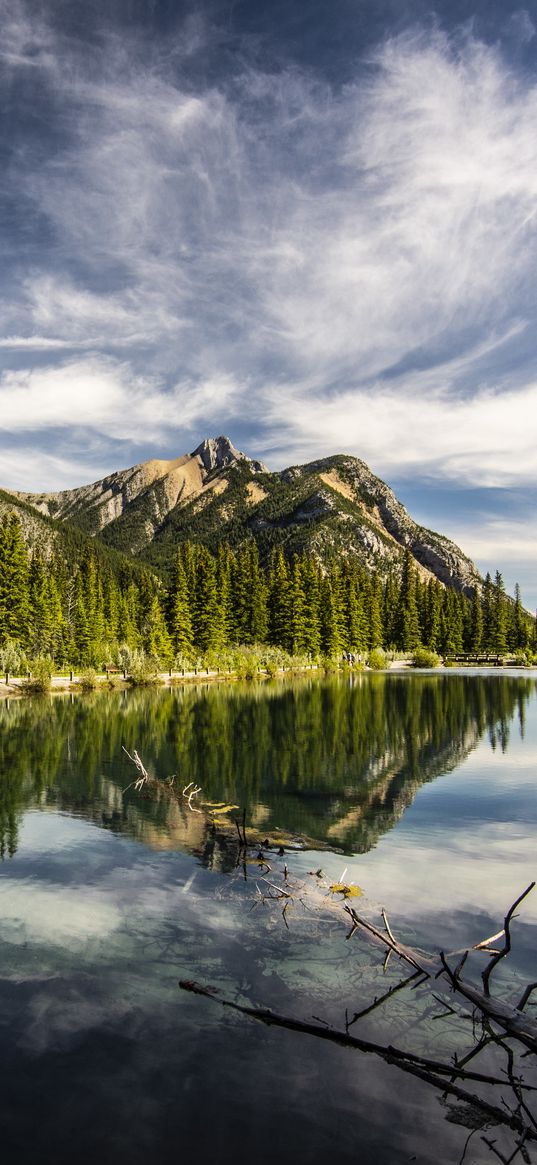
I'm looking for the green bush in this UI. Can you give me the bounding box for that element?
[368,647,387,670]
[514,648,535,667]
[78,667,98,691]
[128,651,163,686]
[411,647,441,669]
[22,656,54,694]
[0,639,25,675]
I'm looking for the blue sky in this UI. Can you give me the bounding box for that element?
[1,1,536,606]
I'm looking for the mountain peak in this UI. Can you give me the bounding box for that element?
[191,435,268,474]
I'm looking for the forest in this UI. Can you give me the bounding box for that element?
[0,511,535,672]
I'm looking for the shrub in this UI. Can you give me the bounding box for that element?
[128,651,163,687]
[368,647,387,671]
[0,639,25,675]
[411,647,441,669]
[174,650,197,672]
[78,667,98,691]
[514,648,535,668]
[22,655,54,694]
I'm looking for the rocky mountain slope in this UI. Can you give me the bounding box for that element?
[0,487,151,583]
[10,436,480,591]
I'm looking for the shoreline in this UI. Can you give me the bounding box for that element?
[1,659,536,700]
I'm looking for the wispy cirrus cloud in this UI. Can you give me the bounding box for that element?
[0,3,537,528]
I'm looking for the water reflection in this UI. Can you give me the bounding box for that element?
[0,672,534,860]
[1,673,537,1165]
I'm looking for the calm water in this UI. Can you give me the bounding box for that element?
[0,672,536,1165]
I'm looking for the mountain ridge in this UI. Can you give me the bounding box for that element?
[7,436,481,592]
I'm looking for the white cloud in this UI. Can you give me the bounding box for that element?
[1,10,537,493]
[0,336,91,350]
[0,355,245,486]
[261,371,537,486]
[447,519,537,564]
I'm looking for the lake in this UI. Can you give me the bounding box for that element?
[0,671,536,1165]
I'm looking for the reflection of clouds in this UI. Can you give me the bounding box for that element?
[356,822,537,946]
[0,880,122,947]
[18,808,114,853]
[20,980,134,1054]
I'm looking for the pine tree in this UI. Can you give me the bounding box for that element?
[216,545,234,645]
[29,550,54,656]
[143,595,173,664]
[169,551,194,656]
[249,543,269,644]
[289,558,309,654]
[193,546,223,651]
[439,588,464,654]
[73,572,92,663]
[490,571,508,654]
[268,549,292,650]
[367,573,384,650]
[0,514,32,648]
[320,572,345,657]
[470,588,483,652]
[423,580,442,650]
[510,583,528,651]
[481,573,493,650]
[396,550,421,651]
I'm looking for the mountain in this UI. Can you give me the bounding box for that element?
[0,486,151,584]
[11,435,480,591]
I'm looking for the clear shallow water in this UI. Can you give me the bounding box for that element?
[0,673,536,1165]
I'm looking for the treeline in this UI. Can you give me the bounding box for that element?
[0,512,535,669]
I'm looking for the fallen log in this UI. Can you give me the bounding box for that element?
[344,883,537,1054]
[179,979,537,1144]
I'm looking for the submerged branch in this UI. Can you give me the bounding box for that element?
[178,980,537,1143]
[481,884,536,998]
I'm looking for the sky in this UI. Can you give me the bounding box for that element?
[1,0,536,607]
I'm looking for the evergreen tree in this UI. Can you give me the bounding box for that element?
[143,595,173,664]
[423,580,442,650]
[169,551,194,656]
[73,572,92,663]
[490,571,508,654]
[320,572,345,657]
[193,546,223,651]
[300,558,321,655]
[0,514,31,648]
[439,588,464,655]
[367,573,384,649]
[268,550,292,650]
[481,573,494,650]
[470,588,483,652]
[510,583,528,651]
[289,558,309,654]
[29,551,54,656]
[396,550,421,651]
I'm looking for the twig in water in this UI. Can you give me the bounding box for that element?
[122,746,151,791]
[182,781,202,813]
[482,884,536,998]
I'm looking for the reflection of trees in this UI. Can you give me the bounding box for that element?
[0,674,535,859]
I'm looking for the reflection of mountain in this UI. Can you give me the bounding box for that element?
[0,674,534,860]
[323,720,481,851]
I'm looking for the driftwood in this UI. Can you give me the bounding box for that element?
[344,883,537,1055]
[179,979,536,1146]
[179,883,537,1163]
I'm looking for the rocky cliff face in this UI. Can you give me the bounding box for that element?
[8,437,480,591]
[12,436,266,548]
[290,455,478,591]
